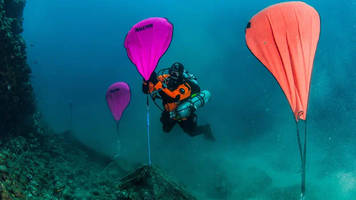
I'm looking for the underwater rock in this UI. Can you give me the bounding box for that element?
[0,182,12,200]
[118,165,197,200]
[0,132,139,199]
[60,130,114,165]
[0,152,9,165]
[0,165,8,173]
[4,0,25,18]
[0,0,35,137]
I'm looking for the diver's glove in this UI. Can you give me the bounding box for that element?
[142,72,158,94]
[148,72,158,84]
[142,81,150,94]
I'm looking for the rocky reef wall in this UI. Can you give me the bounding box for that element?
[0,0,35,137]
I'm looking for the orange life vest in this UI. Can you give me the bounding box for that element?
[148,74,192,111]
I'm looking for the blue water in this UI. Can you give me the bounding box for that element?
[23,0,356,199]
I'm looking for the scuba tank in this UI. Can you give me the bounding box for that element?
[183,70,198,85]
[174,90,211,119]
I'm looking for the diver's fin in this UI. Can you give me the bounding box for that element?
[202,125,215,141]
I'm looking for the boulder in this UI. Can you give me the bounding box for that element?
[118,165,196,200]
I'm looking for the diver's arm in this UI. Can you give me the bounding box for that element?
[142,81,151,94]
[142,72,158,94]
[187,79,200,94]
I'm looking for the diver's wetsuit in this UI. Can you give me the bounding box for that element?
[143,71,212,139]
[160,111,211,137]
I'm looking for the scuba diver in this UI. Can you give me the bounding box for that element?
[142,62,215,141]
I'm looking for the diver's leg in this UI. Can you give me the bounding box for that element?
[160,111,176,133]
[179,113,215,141]
[197,124,215,141]
[179,114,215,141]
[179,113,200,136]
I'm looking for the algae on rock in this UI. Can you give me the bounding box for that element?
[0,0,35,137]
[118,165,197,200]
